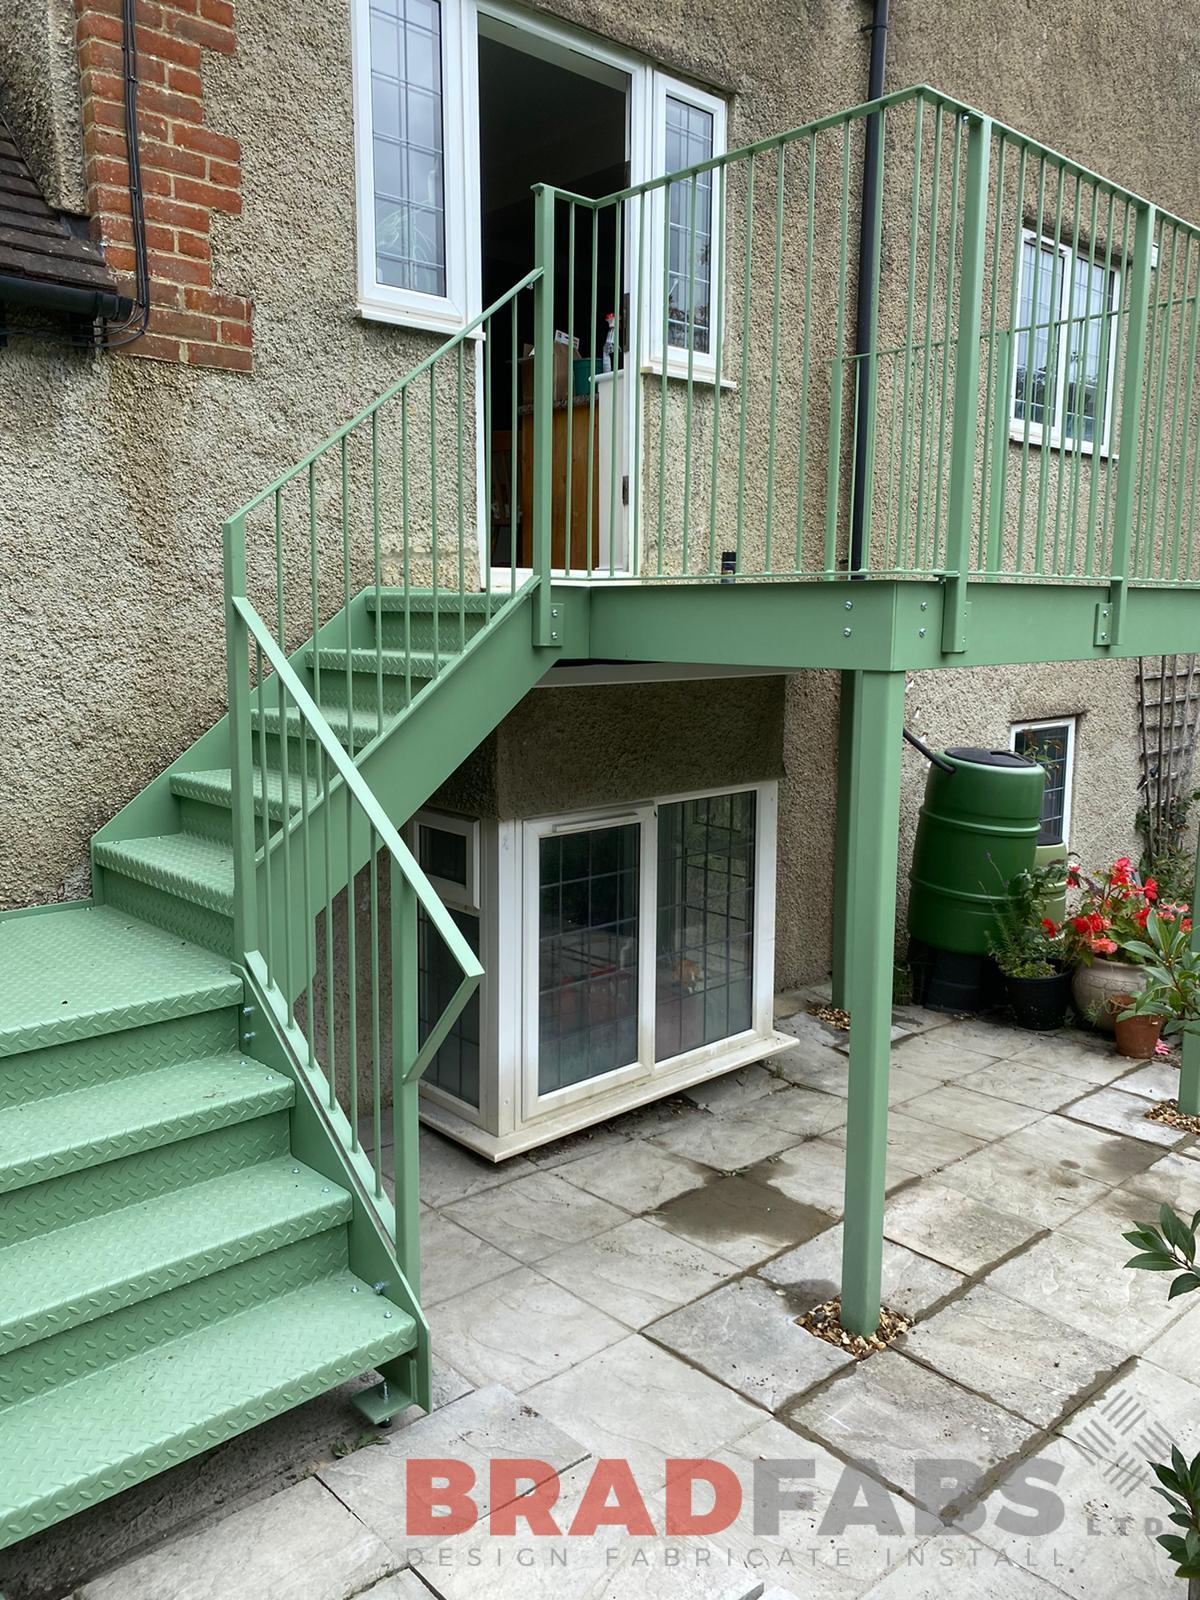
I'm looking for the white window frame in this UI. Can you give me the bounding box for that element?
[1010,230,1121,458]
[351,0,474,334]
[644,73,728,385]
[351,0,728,375]
[1009,716,1077,849]
[407,809,480,908]
[517,781,776,1125]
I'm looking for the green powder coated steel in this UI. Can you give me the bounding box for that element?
[907,747,1045,956]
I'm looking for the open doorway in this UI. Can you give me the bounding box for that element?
[477,17,630,575]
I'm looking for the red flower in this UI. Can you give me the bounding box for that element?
[1066,866,1081,887]
[1092,937,1119,955]
[1041,918,1059,935]
[1071,915,1091,933]
[1135,906,1150,928]
[1184,918,1194,933]
[1143,878,1158,902]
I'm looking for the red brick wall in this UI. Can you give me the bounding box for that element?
[76,0,253,370]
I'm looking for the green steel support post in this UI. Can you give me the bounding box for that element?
[839,669,905,1337]
[531,185,560,651]
[831,669,862,1008]
[1107,202,1157,647]
[222,513,259,959]
[391,871,421,1299]
[1182,829,1200,1118]
[941,115,991,654]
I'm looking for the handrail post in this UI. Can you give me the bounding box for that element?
[390,864,420,1294]
[531,184,560,649]
[223,513,259,958]
[940,113,991,652]
[1105,200,1156,647]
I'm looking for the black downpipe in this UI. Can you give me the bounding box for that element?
[849,0,889,575]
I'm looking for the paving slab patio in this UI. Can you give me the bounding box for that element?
[25,1007,1200,1600]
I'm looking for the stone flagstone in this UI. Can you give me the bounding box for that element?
[76,1478,396,1600]
[901,1283,1125,1427]
[412,1461,767,1600]
[539,1216,736,1327]
[648,1275,852,1409]
[1061,1085,1186,1149]
[882,1180,1041,1275]
[523,1334,765,1489]
[899,1083,1044,1141]
[786,1355,1035,1517]
[421,1211,521,1305]
[986,1231,1192,1348]
[429,1266,627,1390]
[650,1109,802,1170]
[760,1222,963,1318]
[936,1138,1107,1230]
[746,1138,917,1212]
[558,1139,713,1213]
[823,1110,984,1178]
[317,1383,589,1557]
[442,1169,628,1263]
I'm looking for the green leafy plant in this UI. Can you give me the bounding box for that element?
[1124,1206,1200,1588]
[1117,909,1200,1039]
[987,859,1068,979]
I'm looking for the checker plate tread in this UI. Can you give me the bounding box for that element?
[0,1272,416,1549]
[0,1055,293,1194]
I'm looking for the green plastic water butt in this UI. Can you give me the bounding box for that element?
[908,746,1045,956]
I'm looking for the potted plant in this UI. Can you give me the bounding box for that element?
[988,861,1073,1030]
[1113,905,1200,1058]
[1064,856,1181,1031]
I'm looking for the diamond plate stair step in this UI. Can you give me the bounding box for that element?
[364,588,506,614]
[0,1115,290,1249]
[249,699,403,748]
[0,1268,416,1550]
[0,1007,236,1111]
[0,905,243,1061]
[0,1159,351,1355]
[92,831,235,918]
[0,1056,293,1195]
[305,646,446,678]
[171,765,307,822]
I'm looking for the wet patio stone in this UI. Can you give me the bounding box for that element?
[650,1173,833,1268]
[936,1140,1108,1230]
[1001,1114,1163,1184]
[953,1059,1093,1113]
[899,1083,1044,1141]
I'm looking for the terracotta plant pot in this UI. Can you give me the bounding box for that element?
[1113,1006,1165,1059]
[1071,958,1147,1032]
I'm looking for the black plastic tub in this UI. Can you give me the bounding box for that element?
[1004,969,1073,1031]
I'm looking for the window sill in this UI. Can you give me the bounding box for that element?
[357,299,483,340]
[640,360,738,392]
[1007,424,1113,462]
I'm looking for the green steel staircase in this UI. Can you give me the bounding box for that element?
[8,81,1200,1554]
[0,576,551,1551]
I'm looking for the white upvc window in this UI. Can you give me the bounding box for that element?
[520,782,776,1120]
[1010,716,1077,849]
[352,0,727,358]
[644,74,728,383]
[1011,231,1121,455]
[352,0,471,332]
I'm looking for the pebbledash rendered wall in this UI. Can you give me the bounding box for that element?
[2,0,1198,988]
